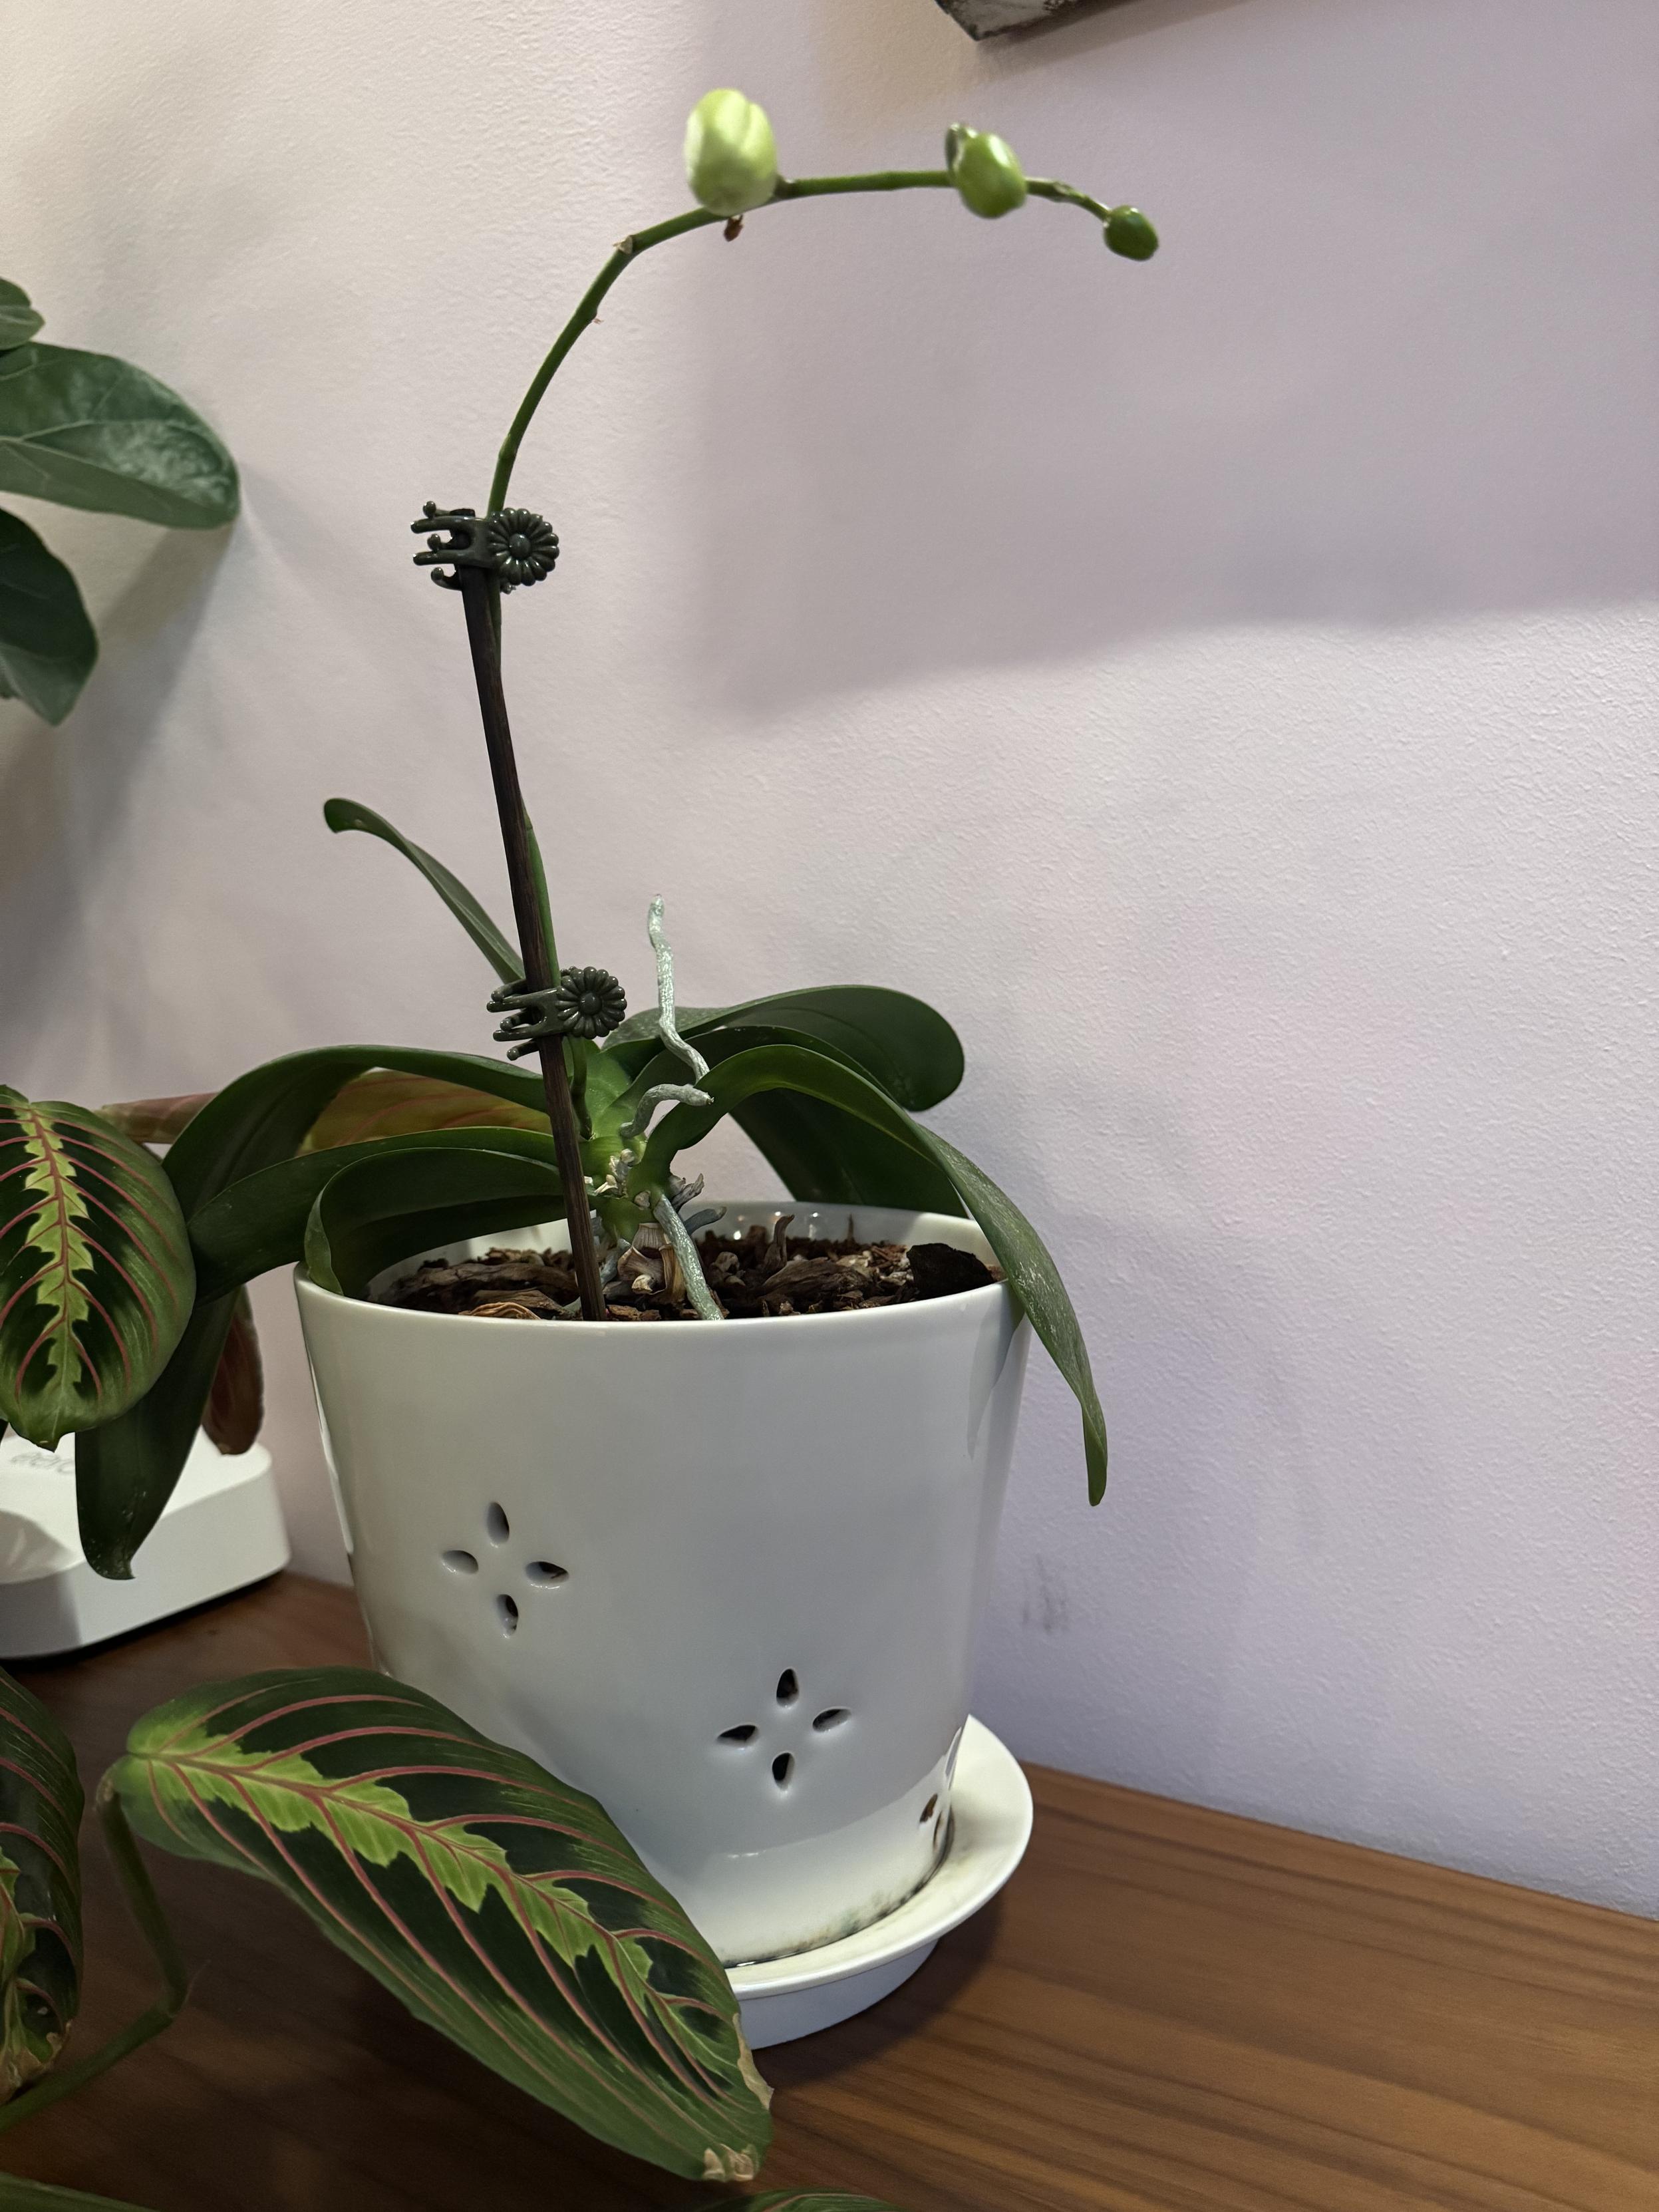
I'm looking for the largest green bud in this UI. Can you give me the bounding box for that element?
[685,88,778,218]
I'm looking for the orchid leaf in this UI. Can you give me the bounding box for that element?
[0,284,44,353]
[607,987,963,1112]
[301,1067,546,1152]
[76,1047,547,1575]
[641,1044,1107,1501]
[201,1289,262,1457]
[323,797,520,983]
[0,510,96,724]
[105,1668,772,2180]
[0,1670,82,2102]
[0,1090,194,1452]
[0,2182,156,2211]
[190,1127,567,1299]
[0,346,236,529]
[302,1144,570,1296]
[97,1093,212,1148]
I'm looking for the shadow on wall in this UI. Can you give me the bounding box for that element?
[0,524,228,1052]
[685,0,1658,715]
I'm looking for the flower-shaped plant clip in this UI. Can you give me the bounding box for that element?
[490,965,627,1058]
[412,502,560,592]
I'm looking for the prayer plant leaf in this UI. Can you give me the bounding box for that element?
[200,1287,262,1458]
[301,1144,569,1297]
[0,346,237,529]
[0,283,45,352]
[323,797,520,983]
[105,1668,772,2181]
[0,508,96,724]
[641,1044,1108,1503]
[76,1047,545,1577]
[607,988,964,1112]
[0,1091,195,1452]
[0,1667,84,2101]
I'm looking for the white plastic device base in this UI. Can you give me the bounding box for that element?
[0,1430,289,1659]
[730,1714,1032,2047]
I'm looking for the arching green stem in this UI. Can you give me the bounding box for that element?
[487,171,1114,511]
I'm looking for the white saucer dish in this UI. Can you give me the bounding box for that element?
[730,1715,1032,2047]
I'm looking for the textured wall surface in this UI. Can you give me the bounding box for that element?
[2,0,1654,1912]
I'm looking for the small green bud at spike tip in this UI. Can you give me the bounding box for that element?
[949,127,1028,220]
[1104,205,1159,261]
[684,88,779,218]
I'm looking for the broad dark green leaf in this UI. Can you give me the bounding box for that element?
[642,1044,1108,1502]
[0,345,236,528]
[607,988,963,1113]
[0,1091,195,1452]
[77,1048,549,1576]
[0,1669,83,2100]
[201,1288,262,1457]
[190,1126,568,1299]
[324,797,520,983]
[0,508,96,724]
[302,1144,569,1296]
[75,1295,235,1581]
[106,1668,772,2180]
[0,283,44,352]
[301,1067,546,1152]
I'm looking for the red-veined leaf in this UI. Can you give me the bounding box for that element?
[0,1091,194,1452]
[105,1668,772,2181]
[200,1289,262,1458]
[0,1669,83,2100]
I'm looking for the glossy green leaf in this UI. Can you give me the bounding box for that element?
[190,1127,567,1299]
[606,987,964,1113]
[0,284,44,352]
[0,346,237,528]
[201,1288,262,1457]
[302,1143,569,1297]
[0,1091,194,1452]
[642,1044,1108,1502]
[0,509,96,724]
[76,1047,547,1575]
[323,797,520,983]
[301,1068,546,1153]
[0,1668,83,2100]
[106,1668,772,2179]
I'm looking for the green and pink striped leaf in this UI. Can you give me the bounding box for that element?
[0,1092,194,1452]
[104,1668,772,2181]
[0,1668,84,2100]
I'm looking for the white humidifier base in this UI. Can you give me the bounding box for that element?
[0,1428,289,1659]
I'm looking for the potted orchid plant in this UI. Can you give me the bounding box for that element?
[1,92,1155,1983]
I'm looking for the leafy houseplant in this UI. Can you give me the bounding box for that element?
[2,94,1156,1975]
[0,279,237,724]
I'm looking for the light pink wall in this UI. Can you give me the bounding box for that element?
[2,0,1654,1911]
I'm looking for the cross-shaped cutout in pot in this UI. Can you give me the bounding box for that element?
[716,1667,851,1790]
[440,1499,569,1637]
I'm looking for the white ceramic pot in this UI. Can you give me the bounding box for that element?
[296,1203,1030,1966]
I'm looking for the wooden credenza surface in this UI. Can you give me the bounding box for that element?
[6,1575,1655,2211]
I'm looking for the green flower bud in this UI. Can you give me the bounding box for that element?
[684,88,778,218]
[1104,205,1159,261]
[949,127,1028,220]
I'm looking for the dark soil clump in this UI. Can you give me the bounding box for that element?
[374,1218,1001,1323]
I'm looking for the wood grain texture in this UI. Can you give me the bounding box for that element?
[5,1574,1656,2211]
